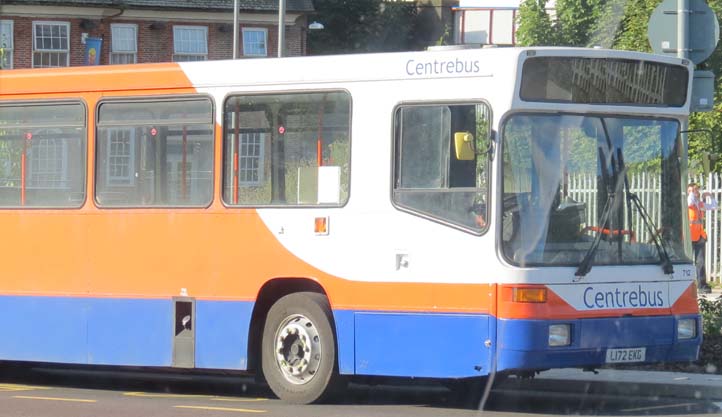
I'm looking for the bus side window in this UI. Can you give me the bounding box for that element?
[0,102,86,208]
[95,98,214,207]
[221,91,351,207]
[393,102,491,232]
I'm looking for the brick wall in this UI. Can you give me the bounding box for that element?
[2,15,307,69]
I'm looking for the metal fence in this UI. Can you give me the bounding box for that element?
[567,173,722,283]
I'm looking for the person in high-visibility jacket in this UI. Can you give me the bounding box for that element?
[688,182,718,294]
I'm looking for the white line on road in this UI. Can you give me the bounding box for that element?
[12,395,96,403]
[174,405,266,413]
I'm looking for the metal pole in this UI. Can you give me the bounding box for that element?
[678,0,689,59]
[278,0,286,57]
[233,0,239,59]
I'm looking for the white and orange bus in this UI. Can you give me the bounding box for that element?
[0,47,702,403]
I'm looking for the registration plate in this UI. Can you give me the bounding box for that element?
[605,347,646,363]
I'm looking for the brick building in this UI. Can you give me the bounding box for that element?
[0,0,314,69]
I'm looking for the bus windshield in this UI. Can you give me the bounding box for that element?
[501,113,693,268]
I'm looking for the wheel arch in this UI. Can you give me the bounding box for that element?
[247,277,330,373]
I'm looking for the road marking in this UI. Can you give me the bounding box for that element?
[124,392,213,399]
[124,392,268,402]
[174,405,266,413]
[212,398,268,403]
[12,395,96,403]
[0,384,52,392]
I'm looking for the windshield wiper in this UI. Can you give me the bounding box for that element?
[575,146,625,278]
[617,149,674,275]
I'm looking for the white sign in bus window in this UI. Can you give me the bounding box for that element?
[318,166,341,204]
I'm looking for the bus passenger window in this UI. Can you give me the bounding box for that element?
[393,103,491,232]
[95,98,214,207]
[221,91,351,206]
[0,102,86,208]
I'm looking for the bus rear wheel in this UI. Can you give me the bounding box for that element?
[261,292,341,404]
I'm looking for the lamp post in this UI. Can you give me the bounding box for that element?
[233,0,239,59]
[278,0,286,57]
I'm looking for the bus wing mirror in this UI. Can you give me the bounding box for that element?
[454,131,475,160]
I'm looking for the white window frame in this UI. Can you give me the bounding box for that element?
[242,28,268,57]
[0,20,13,69]
[110,23,137,64]
[173,25,208,62]
[106,128,136,186]
[32,21,70,68]
[28,131,69,190]
[239,132,265,185]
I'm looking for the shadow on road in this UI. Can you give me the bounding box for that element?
[0,362,720,415]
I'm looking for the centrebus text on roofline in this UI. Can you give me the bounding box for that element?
[405,58,481,76]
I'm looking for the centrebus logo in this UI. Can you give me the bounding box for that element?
[549,282,673,311]
[405,58,481,77]
[583,285,665,309]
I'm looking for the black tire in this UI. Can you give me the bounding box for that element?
[261,292,342,404]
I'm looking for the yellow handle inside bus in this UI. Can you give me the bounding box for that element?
[454,131,475,160]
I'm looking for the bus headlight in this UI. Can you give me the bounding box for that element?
[549,324,571,346]
[677,319,697,340]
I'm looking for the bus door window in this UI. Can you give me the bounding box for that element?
[0,102,86,208]
[96,98,214,207]
[393,102,491,233]
[221,91,351,207]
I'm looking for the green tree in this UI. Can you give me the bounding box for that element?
[555,0,605,46]
[516,0,558,46]
[308,0,420,54]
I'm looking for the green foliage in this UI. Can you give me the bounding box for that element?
[587,0,626,47]
[608,0,656,52]
[516,0,558,46]
[308,0,420,54]
[699,296,722,337]
[555,0,605,46]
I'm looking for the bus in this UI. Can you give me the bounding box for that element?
[0,47,701,404]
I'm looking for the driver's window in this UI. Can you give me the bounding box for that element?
[393,102,491,232]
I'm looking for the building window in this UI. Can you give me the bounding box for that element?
[106,128,135,186]
[28,134,68,190]
[239,132,264,185]
[110,24,137,64]
[32,21,70,68]
[0,20,13,69]
[242,28,267,57]
[173,26,208,62]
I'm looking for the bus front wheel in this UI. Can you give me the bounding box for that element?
[261,292,342,404]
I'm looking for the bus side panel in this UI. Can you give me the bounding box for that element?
[0,296,173,366]
[87,298,173,366]
[195,300,254,370]
[0,296,88,364]
[353,312,491,378]
[333,310,355,375]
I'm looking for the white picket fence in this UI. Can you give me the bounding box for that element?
[566,173,722,283]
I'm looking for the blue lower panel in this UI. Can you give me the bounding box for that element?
[0,296,89,364]
[195,300,253,370]
[497,315,701,372]
[0,296,172,366]
[353,312,490,378]
[0,295,255,369]
[87,298,173,366]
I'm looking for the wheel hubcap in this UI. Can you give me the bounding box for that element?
[274,314,321,385]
